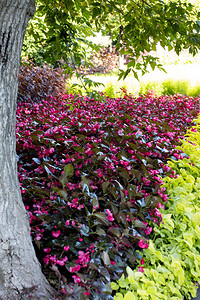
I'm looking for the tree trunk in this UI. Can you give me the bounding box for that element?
[0,1,53,298]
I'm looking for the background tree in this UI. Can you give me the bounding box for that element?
[0,0,200,298]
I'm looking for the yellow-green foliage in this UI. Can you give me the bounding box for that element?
[139,79,191,96]
[188,85,200,97]
[111,114,200,299]
[103,82,118,98]
[162,79,190,96]
[139,81,163,96]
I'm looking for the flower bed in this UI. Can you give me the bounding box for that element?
[112,114,200,300]
[16,93,200,298]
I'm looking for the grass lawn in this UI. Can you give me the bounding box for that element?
[68,63,200,98]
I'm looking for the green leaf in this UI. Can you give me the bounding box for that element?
[93,212,109,226]
[102,181,110,193]
[64,164,74,177]
[73,146,85,153]
[96,228,106,236]
[108,227,121,237]
[59,164,74,186]
[98,266,110,281]
[79,224,90,236]
[114,293,123,300]
[110,282,119,290]
[92,195,99,210]
[134,219,147,229]
[124,291,136,300]
[101,251,111,266]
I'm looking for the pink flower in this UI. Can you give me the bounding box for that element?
[84,291,90,296]
[44,247,51,253]
[154,208,162,218]
[126,215,131,222]
[24,108,32,114]
[65,220,70,226]
[106,209,114,221]
[69,264,81,272]
[52,230,61,238]
[76,251,90,266]
[163,164,171,172]
[146,141,153,147]
[75,170,80,176]
[77,204,84,210]
[56,256,68,265]
[49,147,55,154]
[138,239,148,249]
[191,128,197,132]
[145,226,153,235]
[120,160,129,167]
[64,246,69,251]
[43,255,50,265]
[35,233,42,240]
[138,266,144,273]
[153,217,158,223]
[142,177,151,186]
[61,288,66,295]
[95,169,103,177]
[72,275,81,283]
[158,192,168,201]
[157,202,165,209]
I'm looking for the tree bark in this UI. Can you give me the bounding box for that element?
[0,1,53,298]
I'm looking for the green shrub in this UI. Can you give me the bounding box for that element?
[139,81,163,96]
[161,79,190,95]
[103,82,117,98]
[103,82,130,98]
[139,79,193,97]
[111,115,200,299]
[188,84,200,97]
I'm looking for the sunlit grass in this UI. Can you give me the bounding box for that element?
[67,65,200,98]
[67,48,200,97]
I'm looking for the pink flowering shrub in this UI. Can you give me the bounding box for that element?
[16,92,200,298]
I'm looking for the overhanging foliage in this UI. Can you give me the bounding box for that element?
[23,0,200,79]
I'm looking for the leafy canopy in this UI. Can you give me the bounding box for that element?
[23,0,200,79]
